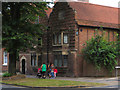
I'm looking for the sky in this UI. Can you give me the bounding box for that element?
[47,0,120,8]
[89,0,120,8]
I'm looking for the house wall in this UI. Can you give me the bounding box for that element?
[48,2,78,77]
[17,9,49,75]
[2,48,9,73]
[75,26,118,77]
[19,52,41,75]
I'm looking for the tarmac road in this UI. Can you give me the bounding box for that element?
[1,84,119,90]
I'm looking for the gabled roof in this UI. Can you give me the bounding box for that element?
[45,8,53,17]
[68,2,119,29]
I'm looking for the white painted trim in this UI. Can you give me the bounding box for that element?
[20,56,27,74]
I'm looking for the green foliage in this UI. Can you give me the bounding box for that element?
[116,33,120,56]
[82,34,117,72]
[2,2,48,74]
[2,72,12,77]
[2,2,48,53]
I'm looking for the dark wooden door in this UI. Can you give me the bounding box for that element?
[22,59,25,74]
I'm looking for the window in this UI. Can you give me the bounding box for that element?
[54,55,58,67]
[58,11,64,20]
[38,38,42,46]
[54,55,62,67]
[63,55,68,66]
[3,51,7,65]
[63,34,68,44]
[58,34,61,44]
[53,33,61,45]
[53,34,57,45]
[54,55,68,67]
[31,53,37,66]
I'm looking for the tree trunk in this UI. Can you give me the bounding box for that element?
[8,51,17,75]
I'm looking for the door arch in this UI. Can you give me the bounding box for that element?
[20,56,27,74]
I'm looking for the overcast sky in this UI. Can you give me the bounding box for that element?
[47,0,120,8]
[90,0,120,8]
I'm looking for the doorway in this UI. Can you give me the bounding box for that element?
[22,59,25,74]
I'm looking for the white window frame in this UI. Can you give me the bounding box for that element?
[63,34,68,44]
[3,51,7,65]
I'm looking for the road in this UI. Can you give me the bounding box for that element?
[0,84,119,90]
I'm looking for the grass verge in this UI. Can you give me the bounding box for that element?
[2,78,106,87]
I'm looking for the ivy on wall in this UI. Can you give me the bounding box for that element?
[82,32,118,72]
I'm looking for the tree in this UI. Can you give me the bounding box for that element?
[82,33,118,72]
[2,2,48,74]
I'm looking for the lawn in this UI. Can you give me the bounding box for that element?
[2,78,106,87]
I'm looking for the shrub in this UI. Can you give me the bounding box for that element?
[82,34,117,72]
[2,72,12,77]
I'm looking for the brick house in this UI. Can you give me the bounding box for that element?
[3,1,120,77]
[1,48,9,73]
[47,2,119,77]
[18,8,52,75]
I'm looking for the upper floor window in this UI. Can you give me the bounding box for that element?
[63,34,68,44]
[53,34,57,45]
[58,34,61,44]
[53,33,61,45]
[58,11,64,20]
[3,51,7,65]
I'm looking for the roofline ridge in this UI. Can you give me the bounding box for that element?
[68,1,118,9]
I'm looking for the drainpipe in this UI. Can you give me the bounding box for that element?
[47,26,50,70]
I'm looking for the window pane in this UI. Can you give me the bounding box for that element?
[54,58,57,67]
[4,51,7,64]
[31,53,36,66]
[54,35,57,45]
[58,34,61,44]
[54,55,58,67]
[58,11,64,20]
[38,38,42,46]
[35,59,37,66]
[64,34,68,43]
[59,55,62,67]
[32,59,34,66]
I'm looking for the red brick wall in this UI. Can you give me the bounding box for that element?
[2,48,9,72]
[76,27,118,76]
[49,2,77,77]
[48,2,119,77]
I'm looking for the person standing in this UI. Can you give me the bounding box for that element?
[54,67,58,78]
[41,62,47,79]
